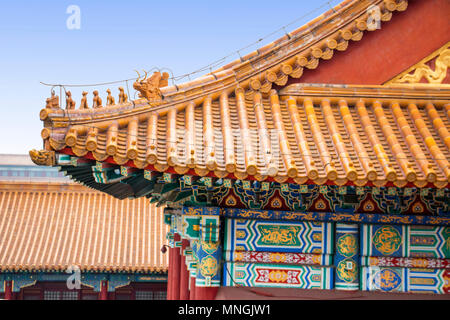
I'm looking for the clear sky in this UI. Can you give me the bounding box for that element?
[0,0,337,154]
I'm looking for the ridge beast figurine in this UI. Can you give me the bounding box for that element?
[133,70,169,102]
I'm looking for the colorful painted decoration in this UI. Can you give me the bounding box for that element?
[169,207,450,294]
[334,224,359,290]
[409,226,450,258]
[337,233,358,258]
[181,216,200,240]
[221,208,450,226]
[361,267,450,294]
[201,215,220,243]
[372,225,403,255]
[360,256,450,269]
[182,207,220,216]
[223,262,333,289]
[224,250,333,266]
[195,240,221,287]
[361,225,450,258]
[224,219,333,254]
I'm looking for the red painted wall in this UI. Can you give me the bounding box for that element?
[289,0,450,85]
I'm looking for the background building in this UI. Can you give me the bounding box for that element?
[0,155,168,300]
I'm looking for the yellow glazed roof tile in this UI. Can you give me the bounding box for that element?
[0,182,169,272]
[39,85,450,189]
[32,0,450,189]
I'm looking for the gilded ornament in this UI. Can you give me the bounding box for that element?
[386,42,450,85]
[336,234,357,258]
[268,270,288,283]
[201,241,219,255]
[257,225,300,246]
[268,253,287,263]
[200,255,219,278]
[336,259,357,282]
[372,226,402,255]
[372,269,402,291]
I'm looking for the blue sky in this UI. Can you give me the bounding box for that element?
[0,0,337,154]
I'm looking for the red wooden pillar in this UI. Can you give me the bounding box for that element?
[171,233,181,300]
[167,244,174,300]
[179,239,190,300]
[4,280,13,300]
[189,276,196,300]
[195,286,218,300]
[99,280,108,300]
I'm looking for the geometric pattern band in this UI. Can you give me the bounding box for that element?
[223,262,333,289]
[360,256,450,269]
[361,267,450,294]
[361,225,450,258]
[224,219,333,254]
[224,250,333,266]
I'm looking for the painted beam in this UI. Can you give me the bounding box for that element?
[361,267,450,294]
[361,256,450,269]
[223,262,333,289]
[334,223,359,291]
[361,225,450,258]
[222,208,450,226]
[224,250,333,266]
[224,219,333,254]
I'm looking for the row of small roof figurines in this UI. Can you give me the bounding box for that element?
[45,87,129,110]
[45,71,170,110]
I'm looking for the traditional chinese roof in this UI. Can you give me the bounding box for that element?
[0,182,169,273]
[34,0,450,194]
[40,84,450,189]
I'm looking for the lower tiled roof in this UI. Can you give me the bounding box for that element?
[0,182,169,273]
[46,85,450,189]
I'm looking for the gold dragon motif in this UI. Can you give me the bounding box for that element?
[386,42,450,85]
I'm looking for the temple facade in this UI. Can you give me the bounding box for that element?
[0,155,168,300]
[30,0,449,299]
